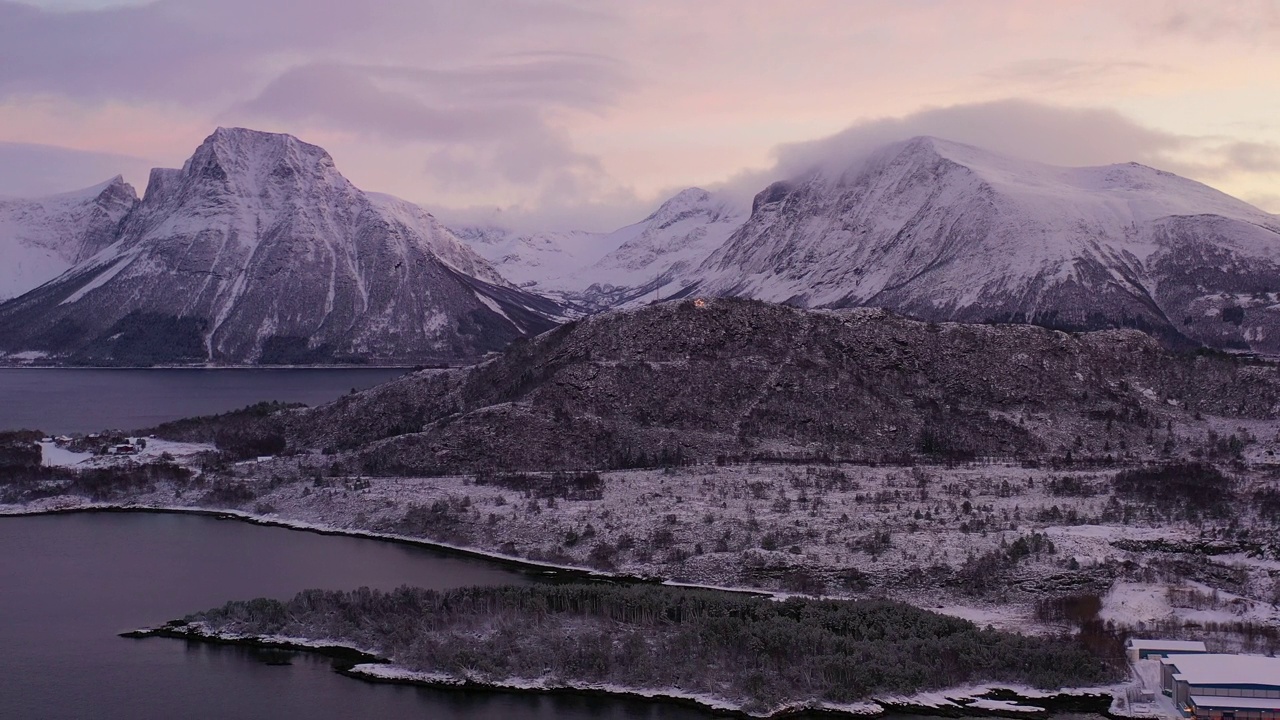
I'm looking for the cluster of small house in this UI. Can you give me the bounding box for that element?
[44,434,148,456]
[1128,639,1280,720]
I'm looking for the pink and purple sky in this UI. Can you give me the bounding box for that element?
[1,0,1277,230]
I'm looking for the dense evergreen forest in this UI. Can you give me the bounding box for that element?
[188,584,1120,712]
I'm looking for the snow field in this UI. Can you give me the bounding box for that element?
[11,457,1276,650]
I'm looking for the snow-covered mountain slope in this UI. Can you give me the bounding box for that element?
[0,128,561,365]
[0,177,137,300]
[540,188,746,308]
[449,225,608,288]
[451,188,746,310]
[687,136,1280,353]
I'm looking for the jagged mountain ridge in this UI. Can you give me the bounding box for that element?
[0,128,561,365]
[684,137,1280,353]
[171,299,1280,475]
[0,176,137,301]
[5,131,1279,362]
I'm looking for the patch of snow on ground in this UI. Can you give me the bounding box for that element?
[39,438,212,469]
[38,442,92,467]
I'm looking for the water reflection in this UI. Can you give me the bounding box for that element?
[0,512,711,720]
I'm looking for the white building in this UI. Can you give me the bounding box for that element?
[1127,638,1209,661]
[1160,654,1280,720]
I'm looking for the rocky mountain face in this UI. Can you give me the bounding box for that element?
[684,137,1280,354]
[0,129,561,365]
[173,299,1280,475]
[0,177,137,300]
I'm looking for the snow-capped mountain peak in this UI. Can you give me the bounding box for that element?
[0,129,560,364]
[165,127,349,206]
[643,187,724,227]
[688,135,1280,353]
[194,127,337,177]
[880,135,1273,228]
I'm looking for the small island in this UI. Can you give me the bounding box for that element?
[132,583,1120,718]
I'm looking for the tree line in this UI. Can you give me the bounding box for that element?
[189,583,1120,713]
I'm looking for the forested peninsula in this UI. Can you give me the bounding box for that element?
[160,583,1121,715]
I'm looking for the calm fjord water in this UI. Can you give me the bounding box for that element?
[0,365,713,718]
[0,513,711,720]
[0,367,408,434]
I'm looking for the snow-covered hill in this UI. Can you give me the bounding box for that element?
[685,136,1280,353]
[0,128,562,365]
[0,177,137,300]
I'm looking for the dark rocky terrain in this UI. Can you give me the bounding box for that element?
[155,298,1280,475]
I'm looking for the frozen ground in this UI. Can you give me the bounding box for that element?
[6,458,1278,656]
[38,438,212,468]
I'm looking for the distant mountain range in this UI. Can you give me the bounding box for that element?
[0,176,136,301]
[452,187,746,311]
[0,129,560,365]
[456,137,1280,354]
[2,130,1278,364]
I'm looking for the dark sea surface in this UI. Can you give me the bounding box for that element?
[0,512,712,720]
[0,367,409,434]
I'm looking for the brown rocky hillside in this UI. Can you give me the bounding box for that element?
[160,298,1280,474]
